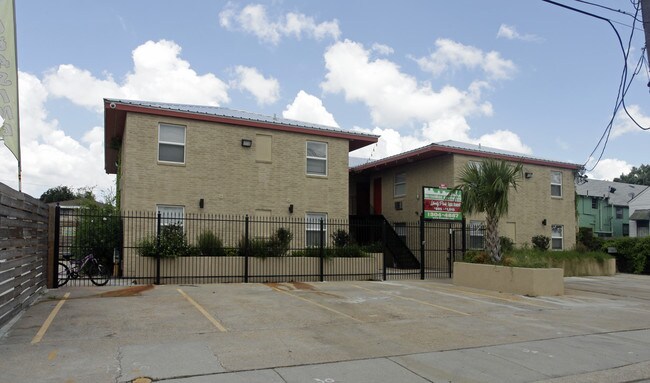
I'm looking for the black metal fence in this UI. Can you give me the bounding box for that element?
[53,207,467,287]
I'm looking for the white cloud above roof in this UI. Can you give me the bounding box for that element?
[219,3,340,45]
[497,24,542,42]
[283,91,339,128]
[232,66,280,106]
[415,38,517,80]
[43,40,230,112]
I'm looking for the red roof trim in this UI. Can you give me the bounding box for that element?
[351,144,581,173]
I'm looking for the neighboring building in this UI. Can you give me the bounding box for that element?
[103,99,378,220]
[576,179,647,237]
[629,187,650,238]
[349,140,582,250]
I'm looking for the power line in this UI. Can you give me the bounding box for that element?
[540,0,647,172]
[573,0,643,22]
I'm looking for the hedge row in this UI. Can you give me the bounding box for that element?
[602,236,650,274]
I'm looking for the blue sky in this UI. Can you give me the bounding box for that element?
[1,0,649,199]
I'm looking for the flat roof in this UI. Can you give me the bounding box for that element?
[350,140,582,173]
[104,98,378,174]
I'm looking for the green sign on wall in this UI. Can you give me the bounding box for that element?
[423,187,462,221]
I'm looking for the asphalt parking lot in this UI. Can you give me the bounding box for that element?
[1,275,650,382]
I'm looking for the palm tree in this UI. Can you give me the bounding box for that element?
[454,159,523,263]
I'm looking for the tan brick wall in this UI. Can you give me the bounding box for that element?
[119,113,350,220]
[350,153,577,249]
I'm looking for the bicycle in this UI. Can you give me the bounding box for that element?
[57,253,111,287]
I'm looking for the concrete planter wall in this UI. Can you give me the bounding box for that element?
[453,262,564,296]
[126,253,382,283]
[549,257,616,277]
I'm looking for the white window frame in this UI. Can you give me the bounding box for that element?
[158,123,186,164]
[615,206,623,219]
[305,212,327,247]
[394,172,406,197]
[551,224,563,250]
[306,141,327,176]
[156,205,185,227]
[551,171,562,197]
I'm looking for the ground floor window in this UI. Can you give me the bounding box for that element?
[156,205,185,227]
[551,224,563,250]
[469,220,485,249]
[623,223,629,237]
[305,212,327,247]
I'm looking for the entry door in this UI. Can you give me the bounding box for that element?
[373,178,382,215]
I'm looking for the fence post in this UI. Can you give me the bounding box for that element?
[419,213,425,280]
[53,204,61,288]
[244,215,249,283]
[155,212,161,285]
[319,218,324,282]
[381,219,387,281]
[461,217,467,261]
[449,228,455,278]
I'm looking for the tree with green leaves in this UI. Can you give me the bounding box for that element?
[453,159,523,263]
[40,185,96,203]
[614,164,650,186]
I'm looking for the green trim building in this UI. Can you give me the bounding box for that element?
[576,179,648,238]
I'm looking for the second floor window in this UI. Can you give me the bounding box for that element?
[394,172,406,197]
[159,124,186,163]
[306,141,327,176]
[551,171,562,197]
[616,206,623,219]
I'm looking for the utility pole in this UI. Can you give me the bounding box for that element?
[643,0,650,81]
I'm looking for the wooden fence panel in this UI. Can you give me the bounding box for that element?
[0,183,49,328]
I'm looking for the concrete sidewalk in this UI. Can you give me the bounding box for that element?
[1,275,650,382]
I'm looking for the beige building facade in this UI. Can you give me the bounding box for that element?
[104,99,377,220]
[350,141,581,250]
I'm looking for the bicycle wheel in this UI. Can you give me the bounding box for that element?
[87,260,110,286]
[57,262,70,287]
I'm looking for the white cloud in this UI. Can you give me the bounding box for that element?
[232,66,280,105]
[585,158,633,181]
[44,40,230,112]
[497,24,542,42]
[350,124,532,163]
[321,39,494,128]
[612,104,650,138]
[219,3,340,45]
[415,38,517,80]
[371,43,394,56]
[0,72,115,199]
[283,91,339,127]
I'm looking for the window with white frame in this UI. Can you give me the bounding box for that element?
[158,124,186,163]
[469,220,485,249]
[306,141,327,176]
[394,172,406,197]
[551,171,562,197]
[551,224,563,250]
[616,206,623,219]
[305,212,327,247]
[156,205,185,227]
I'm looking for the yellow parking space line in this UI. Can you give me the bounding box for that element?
[177,289,227,332]
[422,282,554,309]
[268,285,363,323]
[31,293,70,344]
[352,284,470,316]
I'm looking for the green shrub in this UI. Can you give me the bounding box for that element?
[463,250,491,264]
[197,231,225,256]
[238,227,293,258]
[360,242,383,253]
[531,235,550,251]
[577,227,604,252]
[136,223,197,258]
[499,236,514,254]
[331,229,352,247]
[603,237,650,274]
